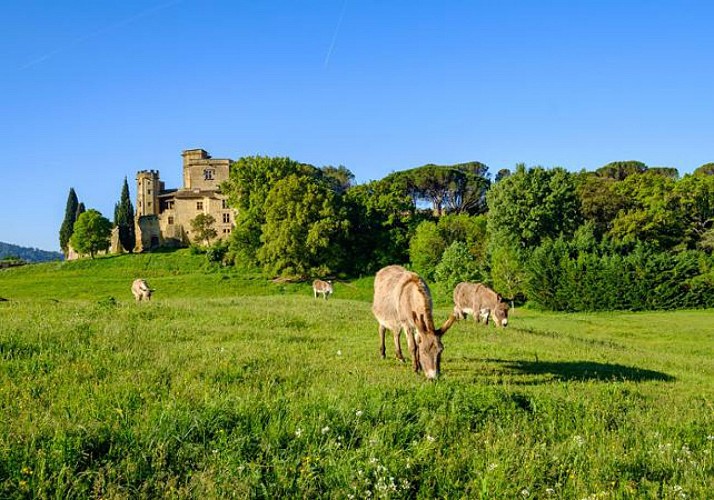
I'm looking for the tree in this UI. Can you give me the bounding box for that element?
[433,241,485,291]
[321,165,355,194]
[113,177,136,252]
[59,188,79,255]
[257,174,350,278]
[576,173,628,239]
[222,156,319,263]
[487,164,581,250]
[190,213,218,246]
[693,163,714,176]
[69,209,112,259]
[596,161,648,181]
[344,178,416,274]
[608,172,684,251]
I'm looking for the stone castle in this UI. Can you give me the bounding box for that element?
[134,148,234,251]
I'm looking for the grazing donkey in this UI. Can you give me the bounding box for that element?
[312,279,333,300]
[372,265,455,380]
[131,279,153,302]
[453,282,509,327]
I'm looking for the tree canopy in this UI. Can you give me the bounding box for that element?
[59,188,79,256]
[114,177,135,253]
[69,209,112,259]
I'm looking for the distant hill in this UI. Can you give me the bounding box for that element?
[0,242,63,262]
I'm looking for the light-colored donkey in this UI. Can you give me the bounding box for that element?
[372,265,455,380]
[312,279,333,300]
[131,278,153,302]
[453,282,509,327]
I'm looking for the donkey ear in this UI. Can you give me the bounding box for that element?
[436,314,456,336]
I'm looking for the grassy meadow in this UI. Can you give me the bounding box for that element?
[1,250,713,498]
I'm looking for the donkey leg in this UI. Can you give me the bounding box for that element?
[405,329,420,372]
[379,324,387,359]
[393,328,405,362]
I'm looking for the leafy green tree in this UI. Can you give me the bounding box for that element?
[675,173,714,249]
[190,213,218,246]
[69,209,112,259]
[222,156,319,263]
[344,178,416,274]
[409,214,488,280]
[386,161,490,216]
[257,174,350,278]
[489,242,527,301]
[409,221,445,280]
[113,177,135,252]
[596,161,648,180]
[321,165,355,194]
[487,164,581,250]
[433,241,485,291]
[576,173,628,239]
[609,172,684,251]
[59,188,79,255]
[693,163,714,176]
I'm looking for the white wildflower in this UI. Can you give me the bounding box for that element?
[355,410,363,418]
[546,488,555,496]
[295,427,303,438]
[520,487,530,497]
[337,350,342,356]
[321,426,330,435]
[426,434,436,443]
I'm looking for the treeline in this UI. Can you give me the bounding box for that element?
[221,157,714,311]
[0,242,63,263]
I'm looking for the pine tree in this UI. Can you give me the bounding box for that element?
[114,177,136,252]
[59,188,79,255]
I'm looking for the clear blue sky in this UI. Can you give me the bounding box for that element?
[2,0,713,252]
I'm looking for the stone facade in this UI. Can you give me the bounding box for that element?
[135,149,234,251]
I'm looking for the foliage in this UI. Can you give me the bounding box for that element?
[205,239,230,265]
[525,237,714,311]
[113,176,136,253]
[609,172,684,251]
[489,241,527,301]
[190,213,218,246]
[321,165,355,194]
[576,173,628,239]
[487,164,581,250]
[257,174,350,278]
[693,162,714,176]
[223,156,320,264]
[68,209,112,259]
[433,241,485,292]
[59,187,79,255]
[343,179,417,275]
[0,242,62,262]
[596,160,648,180]
[386,161,491,215]
[409,214,487,281]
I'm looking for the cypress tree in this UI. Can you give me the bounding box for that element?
[59,188,79,255]
[114,177,136,252]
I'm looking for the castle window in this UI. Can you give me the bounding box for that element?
[222,213,231,224]
[222,199,229,209]
[197,201,203,210]
[204,169,214,180]
[223,228,231,234]
[168,216,174,225]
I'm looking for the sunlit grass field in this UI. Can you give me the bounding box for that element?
[1,250,713,498]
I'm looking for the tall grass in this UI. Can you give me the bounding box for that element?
[1,251,712,498]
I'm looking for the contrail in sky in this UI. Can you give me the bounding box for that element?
[324,0,348,68]
[20,0,182,70]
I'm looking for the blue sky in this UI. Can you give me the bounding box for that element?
[2,0,713,251]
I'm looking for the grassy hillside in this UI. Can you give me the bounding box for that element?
[1,251,713,498]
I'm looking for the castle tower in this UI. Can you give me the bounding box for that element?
[136,170,161,217]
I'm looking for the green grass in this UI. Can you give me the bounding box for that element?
[1,250,713,498]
